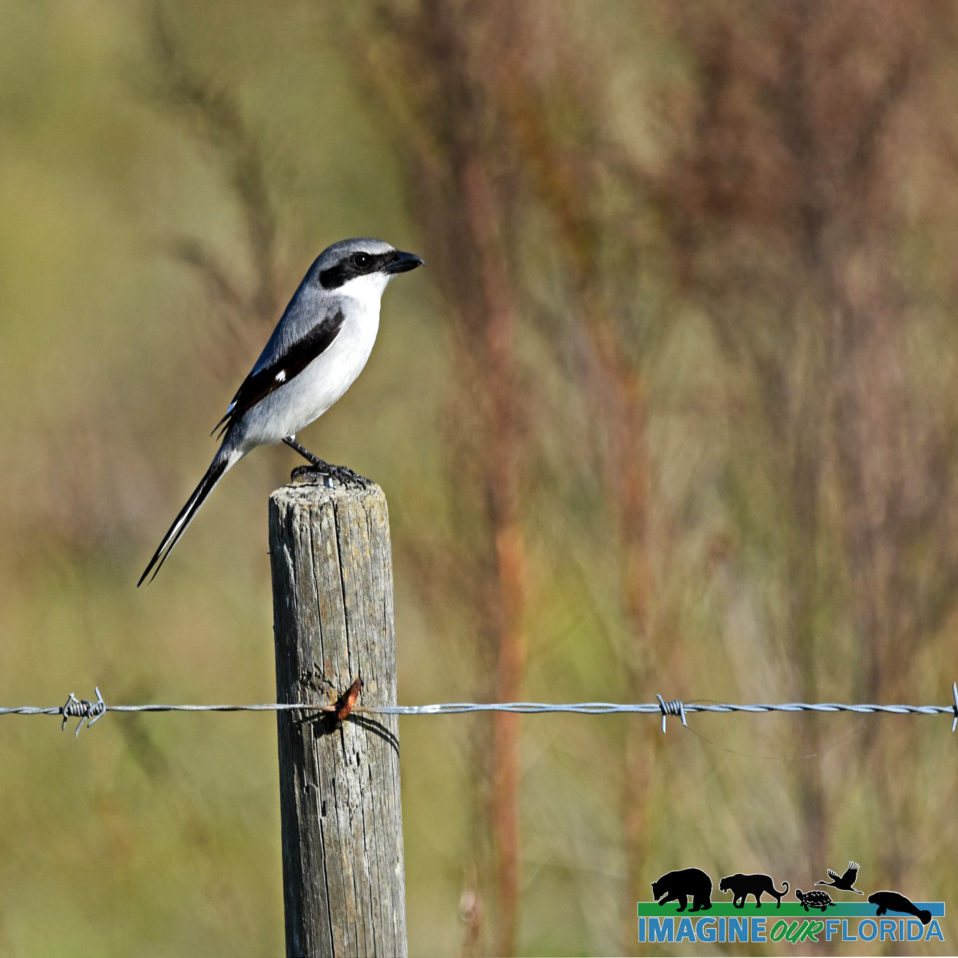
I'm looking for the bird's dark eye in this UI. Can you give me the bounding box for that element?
[352,252,372,269]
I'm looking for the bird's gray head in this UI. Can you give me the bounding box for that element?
[313,238,423,295]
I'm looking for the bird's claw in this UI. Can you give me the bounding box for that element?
[324,463,369,487]
[291,463,370,488]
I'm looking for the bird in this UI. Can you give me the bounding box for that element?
[138,237,423,585]
[815,861,864,894]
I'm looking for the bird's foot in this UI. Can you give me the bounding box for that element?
[291,462,370,488]
[284,436,369,487]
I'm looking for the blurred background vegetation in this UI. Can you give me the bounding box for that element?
[2,1,957,955]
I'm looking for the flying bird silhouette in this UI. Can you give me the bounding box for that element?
[815,861,864,894]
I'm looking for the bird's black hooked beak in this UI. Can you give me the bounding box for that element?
[384,249,425,274]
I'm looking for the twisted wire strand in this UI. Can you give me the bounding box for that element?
[0,682,955,735]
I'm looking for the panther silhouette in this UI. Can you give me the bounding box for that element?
[720,873,789,908]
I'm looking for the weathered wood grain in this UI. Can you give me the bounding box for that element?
[269,476,406,958]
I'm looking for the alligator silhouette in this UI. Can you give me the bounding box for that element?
[868,890,932,925]
[719,873,789,908]
[651,867,712,912]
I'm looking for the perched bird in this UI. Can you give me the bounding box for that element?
[815,861,864,894]
[138,238,423,585]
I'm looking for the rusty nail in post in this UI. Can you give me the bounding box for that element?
[334,678,363,726]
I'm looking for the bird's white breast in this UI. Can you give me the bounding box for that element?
[238,292,382,448]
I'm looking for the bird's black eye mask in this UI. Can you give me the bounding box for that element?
[319,249,422,289]
[319,252,383,289]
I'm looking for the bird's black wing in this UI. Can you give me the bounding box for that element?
[842,863,859,884]
[212,308,346,438]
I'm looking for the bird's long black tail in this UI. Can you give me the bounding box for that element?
[138,447,241,586]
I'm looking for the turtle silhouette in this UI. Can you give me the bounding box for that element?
[796,889,835,912]
[816,861,864,894]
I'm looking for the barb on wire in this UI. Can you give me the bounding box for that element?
[0,681,955,736]
[60,687,106,737]
[656,694,688,734]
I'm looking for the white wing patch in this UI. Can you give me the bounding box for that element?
[274,369,287,383]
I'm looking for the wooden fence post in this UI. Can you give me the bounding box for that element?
[269,476,407,958]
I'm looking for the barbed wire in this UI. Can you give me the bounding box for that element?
[1,683,956,736]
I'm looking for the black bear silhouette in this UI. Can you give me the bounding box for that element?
[651,868,712,912]
[720,873,789,908]
[868,890,932,925]
[816,861,863,894]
